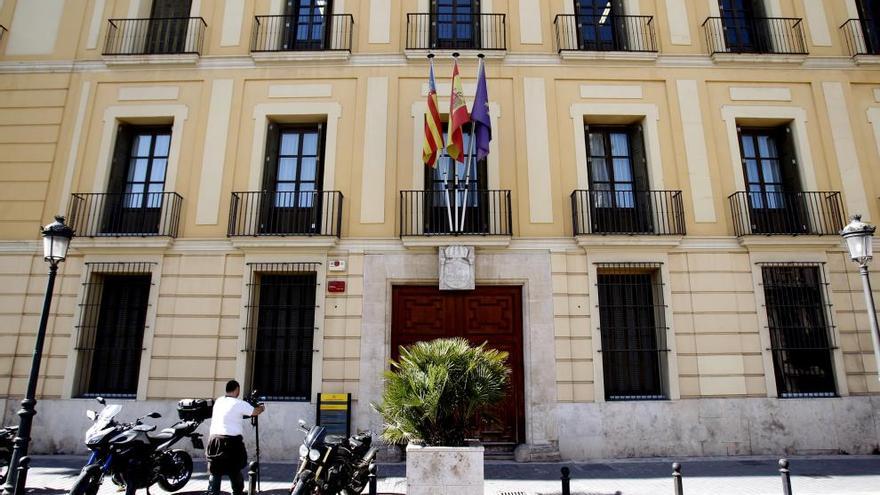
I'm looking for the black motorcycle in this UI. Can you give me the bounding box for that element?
[0,425,17,485]
[69,397,211,495]
[289,420,376,495]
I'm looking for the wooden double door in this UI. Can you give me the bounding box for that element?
[391,285,525,450]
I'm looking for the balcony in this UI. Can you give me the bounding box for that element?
[400,190,512,242]
[405,13,506,55]
[228,190,343,238]
[250,14,354,61]
[554,14,658,59]
[729,191,845,236]
[571,190,685,236]
[0,25,6,42]
[68,192,183,238]
[103,17,207,62]
[702,17,807,60]
[841,18,880,59]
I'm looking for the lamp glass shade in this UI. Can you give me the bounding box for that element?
[42,234,70,263]
[845,233,872,263]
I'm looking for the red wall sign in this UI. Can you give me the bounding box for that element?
[327,280,346,293]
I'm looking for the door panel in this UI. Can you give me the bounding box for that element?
[146,0,192,54]
[391,285,525,448]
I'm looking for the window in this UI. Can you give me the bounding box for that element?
[856,0,880,55]
[431,0,480,49]
[738,126,806,234]
[425,123,488,234]
[74,263,154,398]
[718,0,770,52]
[103,125,171,235]
[283,0,332,50]
[260,123,325,234]
[574,0,627,51]
[245,263,319,401]
[145,0,193,54]
[761,264,837,398]
[585,124,652,233]
[596,263,668,400]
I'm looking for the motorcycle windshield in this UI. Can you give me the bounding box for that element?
[86,405,122,439]
[303,426,327,449]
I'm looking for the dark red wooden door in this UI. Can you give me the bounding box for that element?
[391,285,525,448]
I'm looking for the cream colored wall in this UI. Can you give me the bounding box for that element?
[3,0,880,404]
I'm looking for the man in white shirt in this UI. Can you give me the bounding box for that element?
[206,380,265,495]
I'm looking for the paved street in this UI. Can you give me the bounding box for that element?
[13,454,880,495]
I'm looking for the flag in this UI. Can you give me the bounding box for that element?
[422,61,444,167]
[446,59,470,163]
[471,58,491,161]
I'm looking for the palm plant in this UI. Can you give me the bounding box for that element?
[373,337,510,447]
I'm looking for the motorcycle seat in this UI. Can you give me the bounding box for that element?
[147,428,176,442]
[324,435,346,445]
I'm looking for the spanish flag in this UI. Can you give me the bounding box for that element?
[446,59,470,163]
[422,60,444,167]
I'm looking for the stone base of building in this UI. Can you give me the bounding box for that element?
[557,396,880,459]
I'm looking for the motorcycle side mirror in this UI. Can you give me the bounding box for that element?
[298,419,306,427]
[86,410,97,421]
[96,396,106,405]
[147,412,161,419]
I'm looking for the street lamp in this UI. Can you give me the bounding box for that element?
[841,214,880,382]
[2,216,74,495]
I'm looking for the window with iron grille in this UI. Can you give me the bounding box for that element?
[74,262,154,398]
[596,262,668,400]
[760,263,837,398]
[245,263,319,401]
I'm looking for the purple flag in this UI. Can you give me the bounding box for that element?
[471,59,491,161]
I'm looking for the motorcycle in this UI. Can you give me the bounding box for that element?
[69,397,211,495]
[0,425,17,485]
[289,420,376,495]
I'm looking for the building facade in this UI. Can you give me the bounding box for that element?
[1,0,880,461]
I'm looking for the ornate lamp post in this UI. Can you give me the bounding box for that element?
[841,214,880,381]
[2,216,74,495]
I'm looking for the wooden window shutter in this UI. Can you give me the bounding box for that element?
[629,124,650,191]
[777,126,802,192]
[262,122,282,191]
[107,125,134,194]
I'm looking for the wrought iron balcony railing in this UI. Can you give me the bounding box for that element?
[68,192,183,237]
[405,13,506,50]
[728,191,845,236]
[702,17,807,55]
[571,190,685,235]
[0,25,6,42]
[400,190,512,236]
[103,17,207,56]
[554,14,657,53]
[841,18,880,56]
[251,14,354,52]
[228,190,343,237]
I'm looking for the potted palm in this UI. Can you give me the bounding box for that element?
[373,337,510,495]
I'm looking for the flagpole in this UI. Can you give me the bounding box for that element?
[429,53,455,234]
[451,52,461,233]
[459,54,484,232]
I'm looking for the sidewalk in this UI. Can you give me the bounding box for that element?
[16,454,880,495]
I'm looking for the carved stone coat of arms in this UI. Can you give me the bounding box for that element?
[439,245,475,291]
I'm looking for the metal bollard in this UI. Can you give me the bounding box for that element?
[672,462,683,495]
[778,459,793,495]
[368,462,377,495]
[247,461,258,495]
[560,466,571,495]
[12,456,30,495]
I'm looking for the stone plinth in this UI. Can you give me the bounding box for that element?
[405,444,484,495]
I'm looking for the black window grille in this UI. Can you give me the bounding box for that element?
[760,263,837,398]
[596,262,668,401]
[74,262,154,398]
[245,262,319,401]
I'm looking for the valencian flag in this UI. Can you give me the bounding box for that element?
[446,58,470,163]
[422,59,444,167]
[471,58,491,161]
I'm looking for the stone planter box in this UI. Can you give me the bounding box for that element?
[405,444,484,495]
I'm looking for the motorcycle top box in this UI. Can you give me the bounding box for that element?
[176,399,213,422]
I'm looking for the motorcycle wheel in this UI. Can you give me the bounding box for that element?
[156,450,193,492]
[69,466,101,495]
[290,480,314,495]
